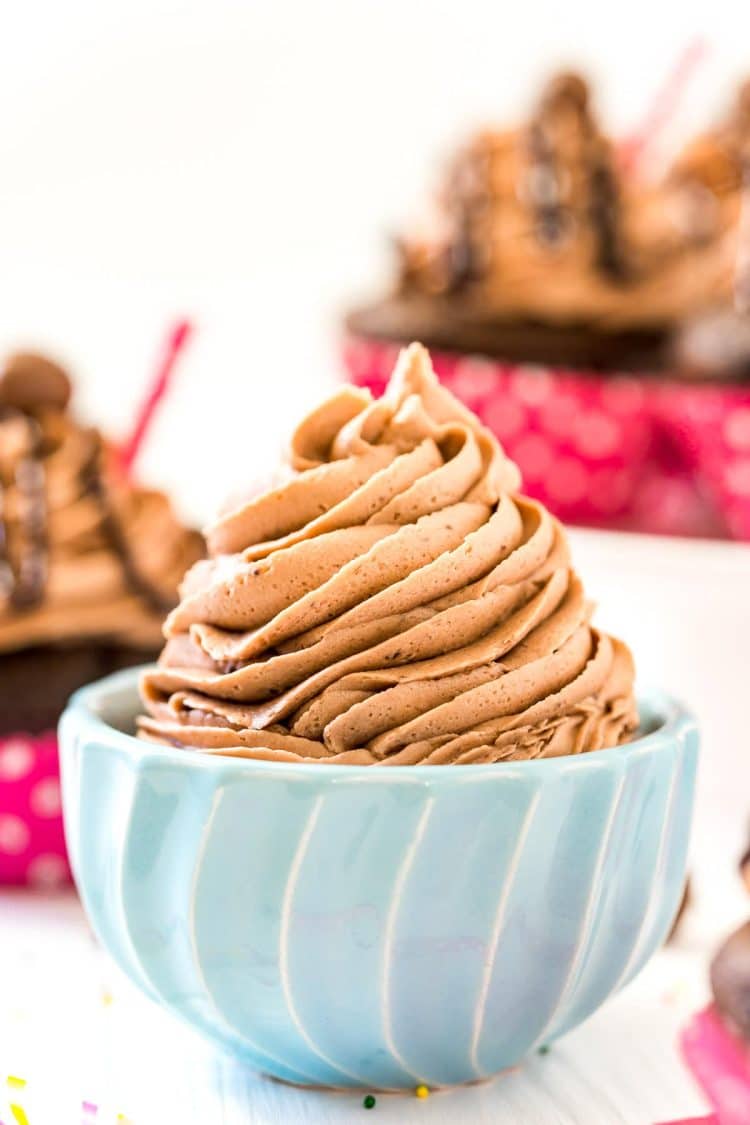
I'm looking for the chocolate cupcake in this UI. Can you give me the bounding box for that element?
[0,350,202,883]
[344,73,750,540]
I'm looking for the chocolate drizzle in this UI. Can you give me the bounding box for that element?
[0,410,48,611]
[0,402,178,616]
[0,478,12,603]
[446,212,479,292]
[12,417,48,609]
[734,156,750,315]
[0,403,179,619]
[588,142,630,281]
[525,73,630,281]
[81,434,177,615]
[526,119,571,247]
[444,149,487,293]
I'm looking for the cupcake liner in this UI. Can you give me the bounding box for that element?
[342,336,750,540]
[0,731,70,887]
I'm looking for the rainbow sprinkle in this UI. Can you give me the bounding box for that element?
[415,1084,430,1099]
[6,1077,29,1125]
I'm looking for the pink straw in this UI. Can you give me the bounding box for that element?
[621,39,710,175]
[120,318,194,475]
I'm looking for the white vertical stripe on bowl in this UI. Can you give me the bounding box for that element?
[531,771,627,1049]
[469,790,541,1078]
[278,794,373,1086]
[380,796,435,1087]
[608,754,682,996]
[185,787,324,1085]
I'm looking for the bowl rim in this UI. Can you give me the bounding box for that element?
[60,666,698,783]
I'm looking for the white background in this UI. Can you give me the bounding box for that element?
[0,1,749,521]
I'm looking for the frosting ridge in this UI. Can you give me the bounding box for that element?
[139,343,637,765]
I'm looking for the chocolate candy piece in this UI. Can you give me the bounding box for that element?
[541,71,590,115]
[0,352,72,413]
[711,920,750,1040]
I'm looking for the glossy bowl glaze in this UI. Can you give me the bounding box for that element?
[60,669,698,1090]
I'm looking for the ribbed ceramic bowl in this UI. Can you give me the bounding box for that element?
[59,669,698,1090]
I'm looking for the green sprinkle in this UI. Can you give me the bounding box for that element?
[363,1094,376,1109]
[538,1044,550,1055]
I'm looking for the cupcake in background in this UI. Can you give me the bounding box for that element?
[0,349,203,886]
[344,71,750,540]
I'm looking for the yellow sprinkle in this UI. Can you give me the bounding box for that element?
[415,1084,430,1099]
[7,1077,26,1090]
[10,1104,30,1125]
[102,990,114,1007]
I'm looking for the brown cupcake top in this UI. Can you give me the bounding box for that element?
[0,351,203,654]
[356,72,750,341]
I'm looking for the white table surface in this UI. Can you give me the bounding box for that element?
[0,889,715,1125]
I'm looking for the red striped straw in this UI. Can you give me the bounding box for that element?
[620,39,710,175]
[120,318,194,475]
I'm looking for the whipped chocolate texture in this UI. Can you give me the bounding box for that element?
[0,351,203,655]
[139,344,637,765]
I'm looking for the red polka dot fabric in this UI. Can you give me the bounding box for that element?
[343,337,750,540]
[0,732,70,886]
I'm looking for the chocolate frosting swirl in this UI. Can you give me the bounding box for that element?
[0,352,203,654]
[139,344,637,765]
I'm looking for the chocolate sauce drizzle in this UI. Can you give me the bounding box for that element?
[734,156,750,315]
[81,434,177,615]
[0,410,48,611]
[0,407,177,619]
[446,211,479,292]
[0,479,12,603]
[587,142,630,281]
[526,120,569,247]
[525,79,630,281]
[443,151,488,293]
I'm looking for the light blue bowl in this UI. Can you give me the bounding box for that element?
[59,668,698,1090]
